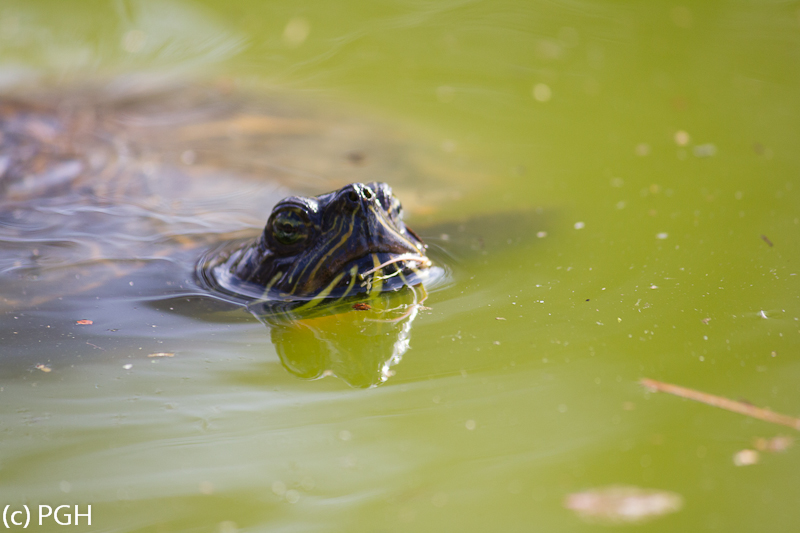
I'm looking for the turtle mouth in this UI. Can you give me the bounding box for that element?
[321,250,432,297]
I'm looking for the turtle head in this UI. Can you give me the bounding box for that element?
[207,182,432,302]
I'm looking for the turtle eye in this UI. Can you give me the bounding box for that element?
[271,208,310,247]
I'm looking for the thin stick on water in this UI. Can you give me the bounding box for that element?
[358,254,430,280]
[640,378,800,431]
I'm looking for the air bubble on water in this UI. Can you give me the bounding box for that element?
[674,130,690,146]
[532,83,552,102]
[283,18,310,48]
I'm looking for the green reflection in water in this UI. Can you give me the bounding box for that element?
[261,285,430,388]
[1,1,800,532]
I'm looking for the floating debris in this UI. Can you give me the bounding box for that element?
[701,318,711,325]
[76,319,93,325]
[733,449,760,467]
[641,378,800,430]
[495,317,506,321]
[532,83,552,102]
[574,221,585,230]
[122,364,133,370]
[345,151,366,165]
[564,486,683,524]
[282,17,310,48]
[761,235,774,247]
[693,144,717,158]
[754,436,793,453]
[35,364,52,373]
[352,303,372,311]
[147,352,175,358]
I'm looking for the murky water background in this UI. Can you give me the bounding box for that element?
[1,1,800,531]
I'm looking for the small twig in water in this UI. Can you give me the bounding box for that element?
[358,254,430,280]
[640,378,800,431]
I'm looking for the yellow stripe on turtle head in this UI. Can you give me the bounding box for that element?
[261,271,283,299]
[294,270,347,312]
[368,254,383,295]
[340,265,359,300]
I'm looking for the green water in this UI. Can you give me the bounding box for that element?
[2,1,800,531]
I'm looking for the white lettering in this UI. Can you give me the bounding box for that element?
[39,505,53,525]
[54,505,72,526]
[74,505,92,526]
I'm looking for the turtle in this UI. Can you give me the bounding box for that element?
[199,181,435,311]
[0,84,442,311]
[0,84,446,386]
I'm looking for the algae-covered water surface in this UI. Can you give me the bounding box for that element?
[1,1,800,531]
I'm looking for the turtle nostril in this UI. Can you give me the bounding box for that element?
[347,190,359,203]
[362,187,374,200]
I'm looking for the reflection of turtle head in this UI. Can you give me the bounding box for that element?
[204,182,432,304]
[259,286,425,388]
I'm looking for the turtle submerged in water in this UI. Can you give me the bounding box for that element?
[0,84,444,387]
[201,181,433,310]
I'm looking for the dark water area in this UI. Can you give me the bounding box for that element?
[2,1,800,532]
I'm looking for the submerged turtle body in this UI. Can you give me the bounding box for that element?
[0,86,437,310]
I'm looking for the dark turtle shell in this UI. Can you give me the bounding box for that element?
[200,181,433,308]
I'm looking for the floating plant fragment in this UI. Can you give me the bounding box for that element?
[564,486,683,524]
